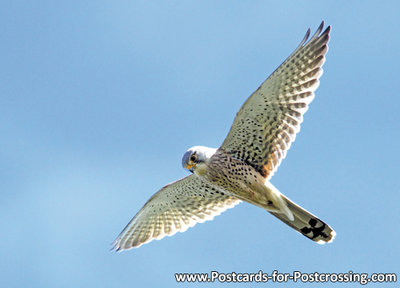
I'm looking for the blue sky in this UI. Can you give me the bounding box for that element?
[1,1,399,287]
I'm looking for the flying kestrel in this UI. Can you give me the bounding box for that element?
[113,22,335,251]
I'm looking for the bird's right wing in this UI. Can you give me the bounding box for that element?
[221,22,330,180]
[112,174,241,251]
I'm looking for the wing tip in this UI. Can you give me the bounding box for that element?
[301,21,332,46]
[110,239,122,252]
[110,237,146,252]
[298,28,311,48]
[313,21,325,38]
[316,20,332,37]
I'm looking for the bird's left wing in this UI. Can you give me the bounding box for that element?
[112,174,241,251]
[220,22,330,180]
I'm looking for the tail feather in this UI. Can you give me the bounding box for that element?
[270,194,335,244]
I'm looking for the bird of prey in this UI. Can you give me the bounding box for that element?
[113,22,335,251]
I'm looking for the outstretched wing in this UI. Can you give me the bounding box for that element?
[112,175,241,250]
[220,22,330,180]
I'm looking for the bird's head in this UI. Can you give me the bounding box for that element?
[182,146,217,174]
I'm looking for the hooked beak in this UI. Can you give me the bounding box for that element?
[185,163,195,173]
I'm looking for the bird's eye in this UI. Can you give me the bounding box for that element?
[190,154,197,162]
